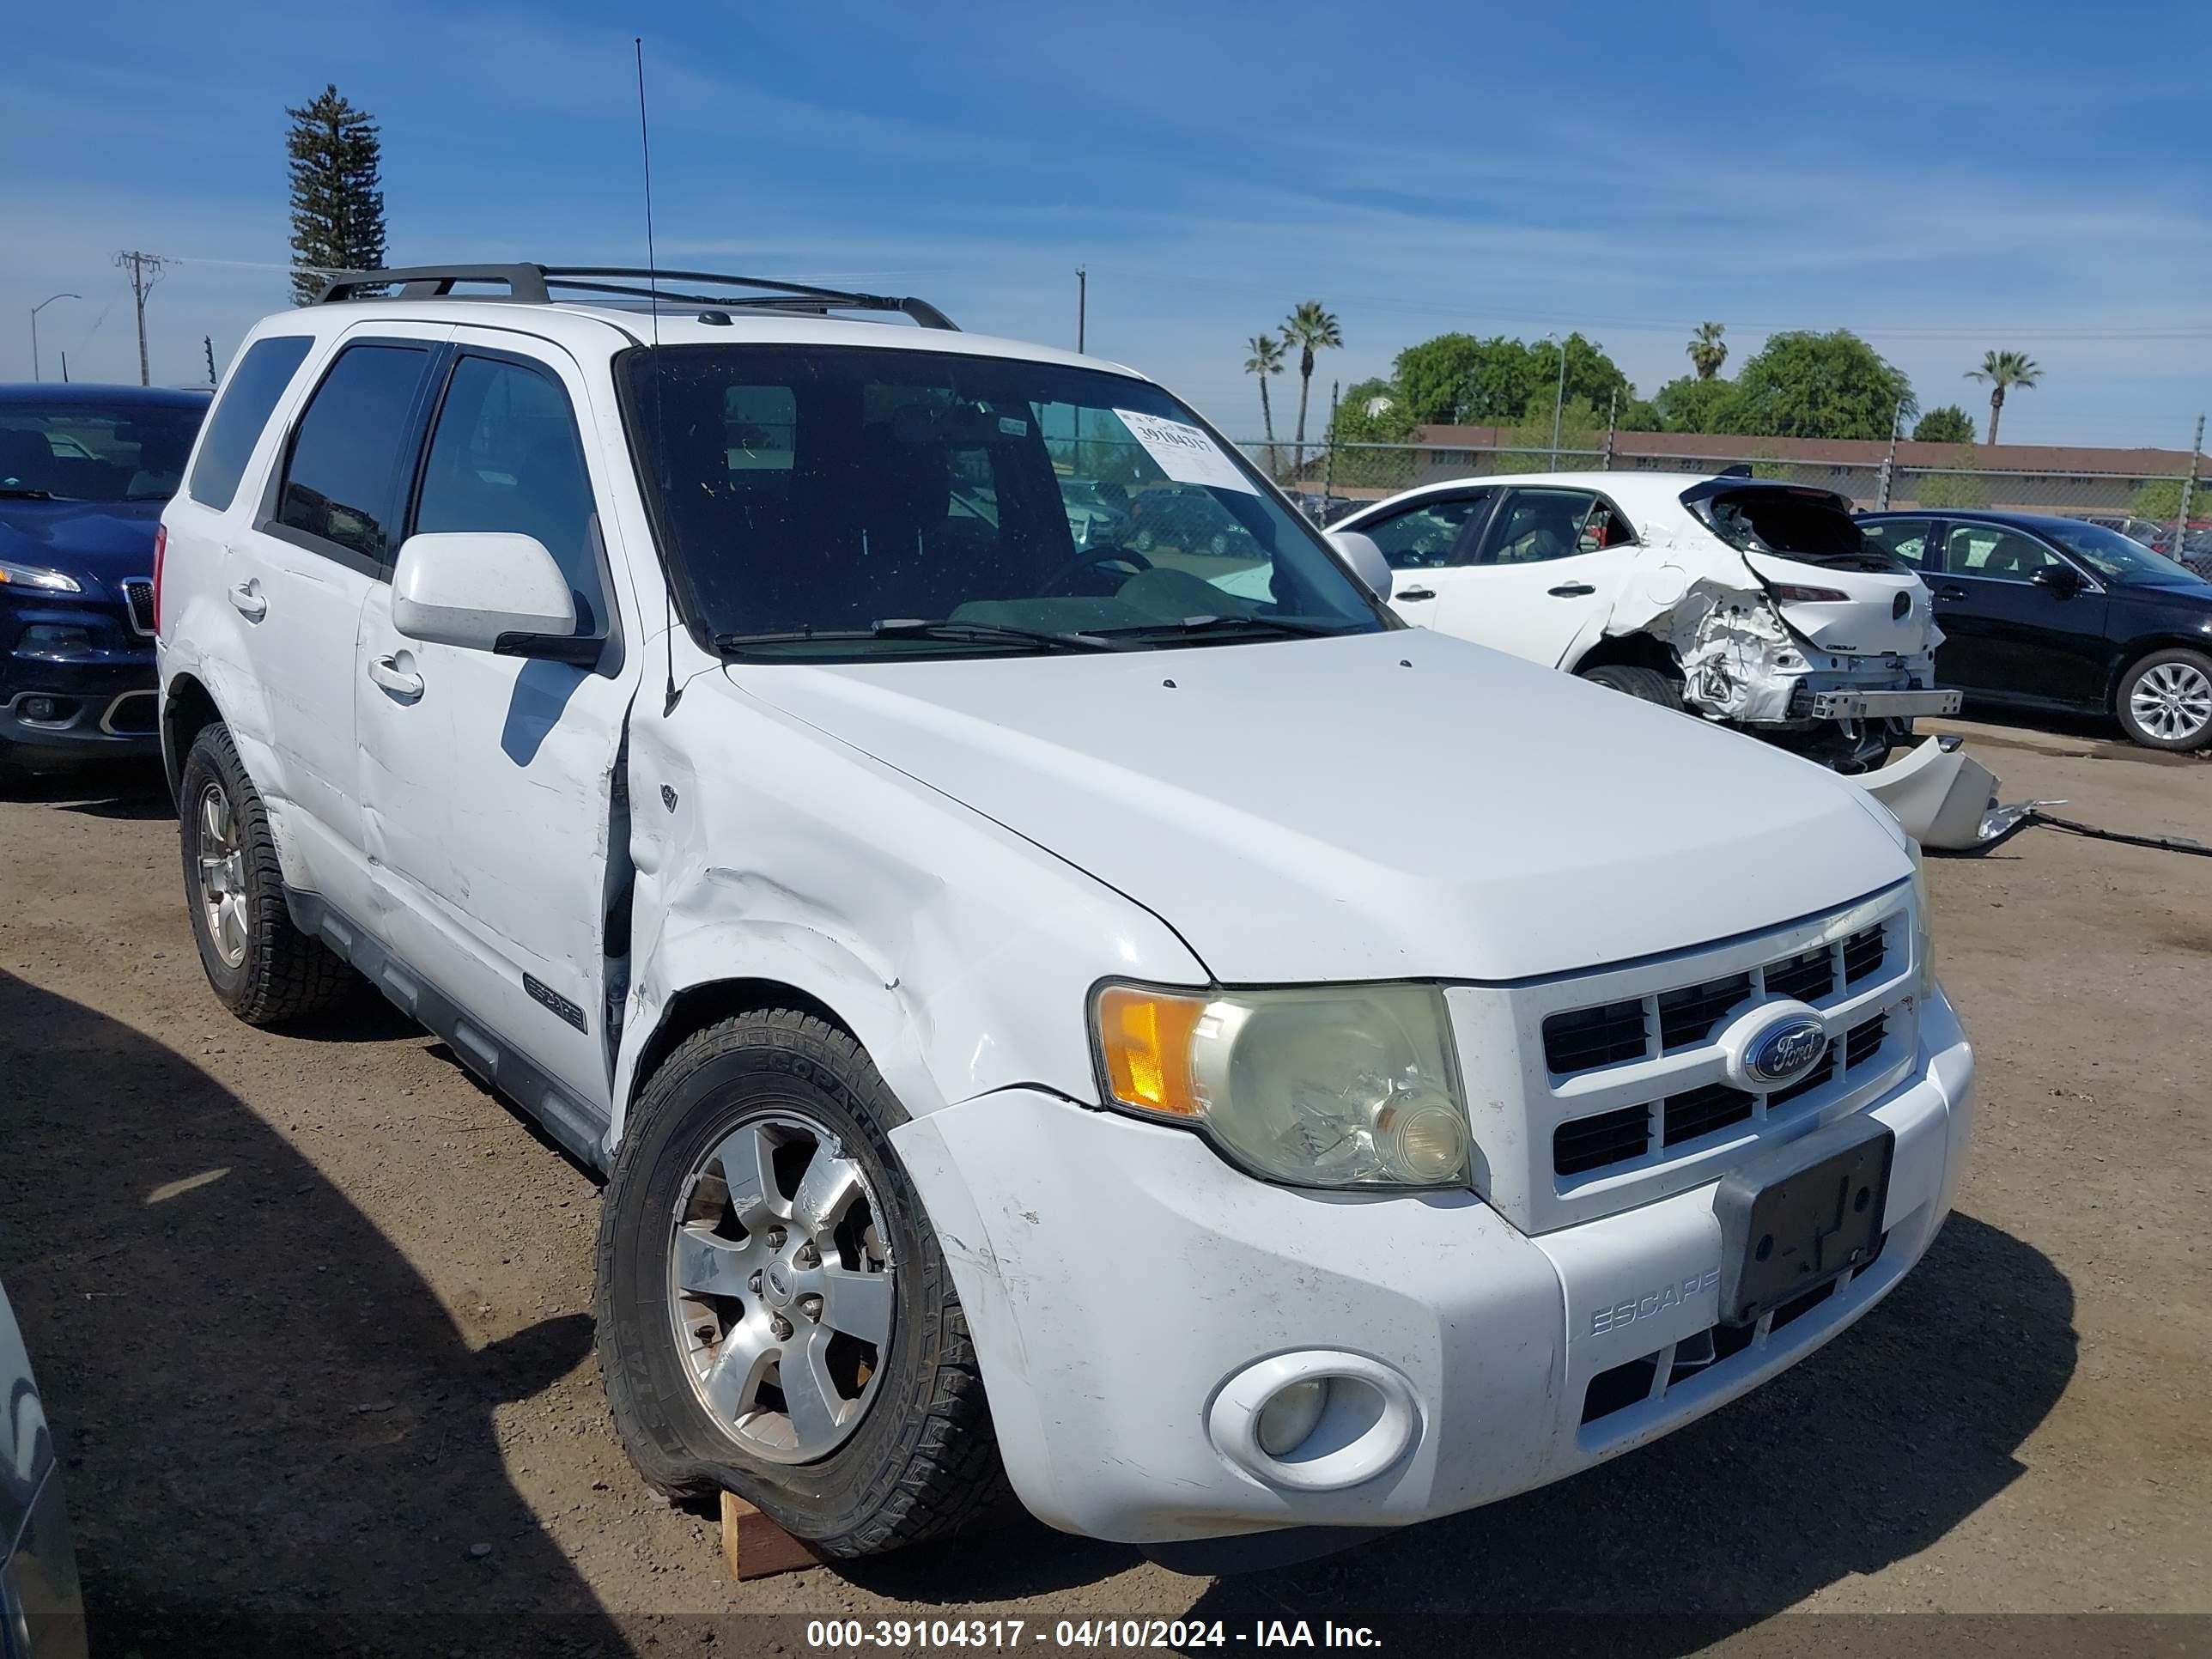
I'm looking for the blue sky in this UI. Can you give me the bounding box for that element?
[7,0,2211,447]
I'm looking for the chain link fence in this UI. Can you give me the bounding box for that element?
[1235,438,2209,529]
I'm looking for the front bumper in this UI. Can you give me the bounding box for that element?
[0,594,157,767]
[890,988,1973,1545]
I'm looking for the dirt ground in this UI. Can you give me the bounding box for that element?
[1,711,2206,1657]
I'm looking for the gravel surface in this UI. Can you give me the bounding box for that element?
[0,713,2205,1656]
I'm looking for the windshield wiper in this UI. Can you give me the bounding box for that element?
[715,618,1131,656]
[0,486,66,501]
[1098,613,1360,642]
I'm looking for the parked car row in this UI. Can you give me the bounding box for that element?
[142,263,1974,1571]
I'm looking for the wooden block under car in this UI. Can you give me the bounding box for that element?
[720,1489,825,1580]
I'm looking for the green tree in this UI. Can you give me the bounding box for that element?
[1964,349,2041,447]
[1651,374,1739,434]
[1325,388,1419,490]
[1282,301,1343,476]
[1243,332,1285,477]
[1686,321,1728,380]
[1724,330,1914,441]
[1616,398,1664,432]
[2128,477,2197,521]
[1392,332,1489,423]
[1913,446,1990,508]
[1498,394,1607,473]
[1530,333,1633,422]
[287,83,386,306]
[1388,331,1635,425]
[1912,404,1976,445]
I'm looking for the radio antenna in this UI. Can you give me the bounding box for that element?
[635,35,682,716]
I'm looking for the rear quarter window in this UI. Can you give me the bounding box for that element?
[186,336,315,511]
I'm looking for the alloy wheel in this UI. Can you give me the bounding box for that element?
[667,1110,895,1464]
[195,781,249,969]
[2130,660,2212,744]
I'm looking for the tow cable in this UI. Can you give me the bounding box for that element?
[1938,801,2212,860]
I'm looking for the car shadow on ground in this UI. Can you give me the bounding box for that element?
[3,760,175,818]
[850,1209,2074,1653]
[1948,705,2209,766]
[0,971,629,1658]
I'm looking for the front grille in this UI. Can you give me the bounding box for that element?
[1553,1104,1650,1176]
[1841,925,1885,986]
[1660,1081,1754,1147]
[1542,1000,1647,1075]
[121,579,155,636]
[1657,973,1752,1049]
[1553,1012,1892,1180]
[1763,945,1834,1003]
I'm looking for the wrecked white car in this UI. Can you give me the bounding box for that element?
[156,265,1974,1569]
[1330,473,1963,771]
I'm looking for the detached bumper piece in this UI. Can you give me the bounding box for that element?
[1805,687,1962,720]
[1856,734,2040,854]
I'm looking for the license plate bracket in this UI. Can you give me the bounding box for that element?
[1715,1113,1894,1327]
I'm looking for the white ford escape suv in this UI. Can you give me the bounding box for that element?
[156,264,1974,1568]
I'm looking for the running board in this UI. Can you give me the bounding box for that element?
[286,890,612,1172]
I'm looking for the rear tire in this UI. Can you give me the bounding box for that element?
[1578,662,1686,713]
[2115,649,2212,750]
[595,1009,1008,1557]
[178,724,356,1024]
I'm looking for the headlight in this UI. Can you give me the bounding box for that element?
[1091,981,1472,1188]
[0,556,83,593]
[1908,840,1936,998]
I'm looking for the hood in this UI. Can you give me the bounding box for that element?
[0,498,163,588]
[727,629,1910,984]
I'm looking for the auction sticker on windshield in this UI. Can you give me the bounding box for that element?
[1114,409,1257,495]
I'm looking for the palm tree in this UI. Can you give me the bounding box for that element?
[1281,301,1343,477]
[1686,321,1727,380]
[1965,349,2041,447]
[1244,331,1286,478]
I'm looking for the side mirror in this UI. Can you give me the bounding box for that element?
[2030,562,2084,597]
[392,532,580,654]
[1327,530,1394,602]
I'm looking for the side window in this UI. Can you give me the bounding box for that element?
[276,343,432,563]
[1946,524,2064,583]
[1861,517,1934,569]
[187,335,313,510]
[1361,496,1486,569]
[1486,488,1601,565]
[414,356,607,634]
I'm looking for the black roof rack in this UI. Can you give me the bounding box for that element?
[313,264,958,331]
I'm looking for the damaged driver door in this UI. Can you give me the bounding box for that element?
[1444,486,1644,668]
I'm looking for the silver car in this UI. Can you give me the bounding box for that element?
[2,1283,87,1659]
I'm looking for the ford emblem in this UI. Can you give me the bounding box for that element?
[1746,1016,1829,1087]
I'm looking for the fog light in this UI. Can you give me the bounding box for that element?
[19,696,58,720]
[1255,1378,1329,1458]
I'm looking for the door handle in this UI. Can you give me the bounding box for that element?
[367,654,425,702]
[228,582,267,623]
[1396,586,1437,601]
[1547,581,1597,598]
[1935,585,1967,601]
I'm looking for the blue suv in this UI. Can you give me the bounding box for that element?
[0,384,209,786]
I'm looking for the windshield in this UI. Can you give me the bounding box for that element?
[617,344,1385,656]
[2044,520,2197,583]
[0,400,208,501]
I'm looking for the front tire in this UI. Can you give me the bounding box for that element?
[595,1009,1006,1557]
[178,724,356,1024]
[2115,648,2212,750]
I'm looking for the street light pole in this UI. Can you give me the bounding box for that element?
[30,294,80,383]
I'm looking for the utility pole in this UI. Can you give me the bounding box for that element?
[204,335,218,388]
[114,250,166,386]
[59,352,70,383]
[2177,412,2203,549]
[1602,388,1618,470]
[30,294,79,382]
[1075,265,1086,354]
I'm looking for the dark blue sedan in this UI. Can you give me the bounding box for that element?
[0,384,209,785]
